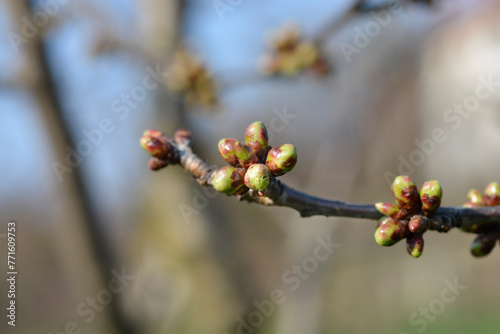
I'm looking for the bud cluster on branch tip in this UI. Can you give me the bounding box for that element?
[165,49,218,109]
[258,23,328,77]
[374,176,443,258]
[463,182,500,208]
[140,129,187,171]
[461,182,500,257]
[214,121,297,195]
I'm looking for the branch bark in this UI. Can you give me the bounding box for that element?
[6,1,135,333]
[160,135,500,233]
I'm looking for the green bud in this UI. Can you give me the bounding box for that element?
[374,218,407,247]
[485,182,500,197]
[212,166,246,194]
[140,135,173,160]
[470,233,497,257]
[406,234,424,258]
[463,189,483,207]
[484,182,500,206]
[244,164,271,191]
[235,141,259,168]
[265,144,297,176]
[218,138,240,167]
[375,202,399,217]
[408,215,428,234]
[245,121,269,161]
[391,175,420,209]
[420,180,442,216]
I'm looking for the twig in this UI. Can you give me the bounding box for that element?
[161,135,500,233]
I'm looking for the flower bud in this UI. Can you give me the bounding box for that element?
[374,217,408,247]
[484,182,500,206]
[140,135,175,160]
[212,166,246,194]
[265,144,297,176]
[244,164,271,191]
[375,202,399,217]
[218,138,240,167]
[406,234,424,258]
[295,42,318,67]
[174,129,192,147]
[420,180,442,216]
[280,54,301,76]
[245,121,269,161]
[235,141,259,168]
[470,233,497,257]
[391,175,420,209]
[149,158,169,171]
[408,215,428,234]
[463,189,483,207]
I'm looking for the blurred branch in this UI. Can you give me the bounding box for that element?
[147,129,500,233]
[6,0,136,333]
[314,0,432,45]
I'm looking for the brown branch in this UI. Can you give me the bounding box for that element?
[313,0,427,46]
[159,134,500,234]
[7,1,136,333]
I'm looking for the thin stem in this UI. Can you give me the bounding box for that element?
[167,137,500,233]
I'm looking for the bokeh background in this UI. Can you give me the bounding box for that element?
[1,0,500,333]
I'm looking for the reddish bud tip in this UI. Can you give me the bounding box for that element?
[484,182,500,206]
[463,189,484,208]
[420,180,442,216]
[149,158,168,171]
[245,121,269,161]
[375,202,400,217]
[391,176,420,208]
[218,138,240,167]
[140,135,174,160]
[174,129,192,146]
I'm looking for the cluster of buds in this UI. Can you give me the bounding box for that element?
[140,129,191,171]
[213,121,297,195]
[374,176,443,258]
[462,182,500,257]
[165,49,218,109]
[463,182,500,208]
[258,23,328,77]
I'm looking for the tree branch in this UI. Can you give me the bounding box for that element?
[154,132,500,234]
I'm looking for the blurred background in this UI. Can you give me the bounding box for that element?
[2,0,500,333]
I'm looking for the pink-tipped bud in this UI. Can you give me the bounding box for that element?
[245,121,269,161]
[265,144,297,176]
[140,135,175,160]
[218,138,240,167]
[174,129,192,147]
[484,182,500,206]
[375,202,400,218]
[420,180,442,216]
